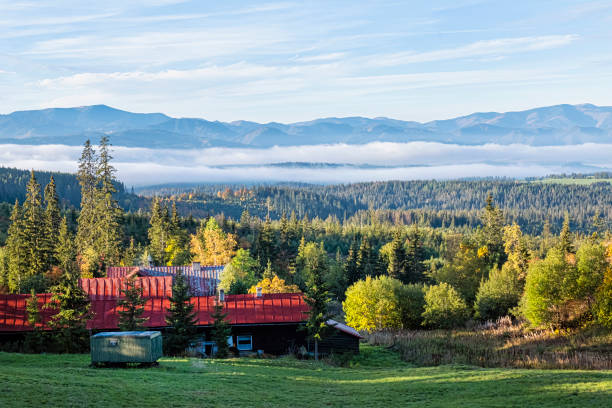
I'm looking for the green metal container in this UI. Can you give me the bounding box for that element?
[90,331,163,364]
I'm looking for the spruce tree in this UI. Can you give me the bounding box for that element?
[405,226,426,283]
[44,176,62,266]
[25,289,45,353]
[357,235,381,278]
[56,217,77,275]
[148,198,171,265]
[344,238,360,286]
[387,231,407,282]
[256,217,276,270]
[165,270,198,355]
[46,269,92,353]
[166,201,191,266]
[117,276,149,331]
[6,200,28,293]
[122,237,139,266]
[21,171,47,292]
[302,242,331,360]
[93,136,123,270]
[76,140,97,255]
[482,194,506,268]
[210,301,231,358]
[559,213,574,254]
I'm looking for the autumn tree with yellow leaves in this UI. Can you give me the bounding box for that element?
[191,217,237,265]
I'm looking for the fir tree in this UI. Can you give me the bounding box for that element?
[302,242,331,360]
[76,140,97,255]
[122,237,139,266]
[21,171,47,292]
[6,200,28,293]
[357,235,381,278]
[148,198,171,265]
[210,301,231,358]
[165,270,198,355]
[166,201,191,266]
[344,238,360,286]
[482,194,506,268]
[56,217,77,276]
[46,269,92,353]
[93,136,123,270]
[256,217,276,270]
[405,226,426,283]
[43,176,62,265]
[387,231,406,282]
[559,213,574,254]
[24,289,45,353]
[117,276,149,331]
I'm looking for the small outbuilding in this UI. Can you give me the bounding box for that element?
[91,331,163,365]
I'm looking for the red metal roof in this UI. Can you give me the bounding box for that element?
[79,276,173,299]
[0,291,308,332]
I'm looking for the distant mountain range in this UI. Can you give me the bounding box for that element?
[1,103,611,148]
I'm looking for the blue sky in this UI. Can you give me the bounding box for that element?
[1,0,611,122]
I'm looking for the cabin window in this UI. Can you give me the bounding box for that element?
[236,335,253,351]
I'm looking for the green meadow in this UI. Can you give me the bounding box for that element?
[1,346,610,408]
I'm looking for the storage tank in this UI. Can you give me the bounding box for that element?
[91,331,163,365]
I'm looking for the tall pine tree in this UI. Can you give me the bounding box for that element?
[387,231,407,282]
[165,270,198,355]
[21,171,47,292]
[44,176,62,266]
[93,136,123,270]
[302,242,331,360]
[6,200,28,293]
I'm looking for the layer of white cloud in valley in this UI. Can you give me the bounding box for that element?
[1,142,610,186]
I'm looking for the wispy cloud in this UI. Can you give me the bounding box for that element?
[293,52,346,62]
[370,35,579,66]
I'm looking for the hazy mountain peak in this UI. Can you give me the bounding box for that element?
[1,103,611,148]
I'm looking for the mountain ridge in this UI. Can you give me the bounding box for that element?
[1,103,611,148]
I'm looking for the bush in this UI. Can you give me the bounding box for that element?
[474,264,521,321]
[397,283,426,329]
[519,248,568,327]
[344,276,422,331]
[520,245,607,328]
[422,283,469,329]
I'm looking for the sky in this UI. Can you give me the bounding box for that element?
[1,0,611,123]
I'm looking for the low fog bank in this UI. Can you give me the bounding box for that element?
[1,142,610,186]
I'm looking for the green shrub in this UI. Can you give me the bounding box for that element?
[474,264,521,321]
[422,283,469,329]
[343,276,425,331]
[397,283,426,329]
[519,248,568,327]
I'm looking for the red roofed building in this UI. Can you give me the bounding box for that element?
[0,276,361,356]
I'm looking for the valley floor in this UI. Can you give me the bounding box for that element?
[0,346,610,407]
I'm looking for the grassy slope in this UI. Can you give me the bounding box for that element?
[1,346,611,408]
[533,178,612,185]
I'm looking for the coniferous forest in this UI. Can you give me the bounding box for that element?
[1,139,611,341]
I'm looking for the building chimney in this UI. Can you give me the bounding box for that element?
[218,289,225,303]
[256,287,263,298]
[192,262,201,273]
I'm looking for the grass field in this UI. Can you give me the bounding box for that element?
[1,346,611,407]
[532,178,612,185]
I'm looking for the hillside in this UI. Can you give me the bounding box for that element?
[1,104,611,148]
[0,167,145,213]
[138,178,612,234]
[0,348,610,408]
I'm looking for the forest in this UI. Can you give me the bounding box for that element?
[0,139,611,350]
